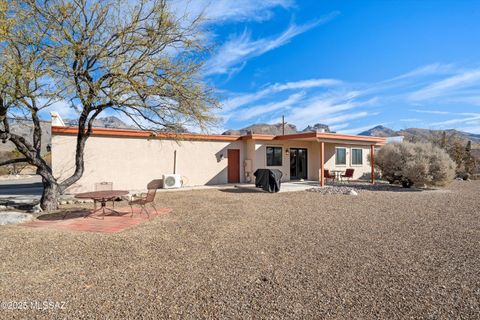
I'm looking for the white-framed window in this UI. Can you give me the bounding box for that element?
[266,146,282,166]
[335,147,347,165]
[351,148,363,165]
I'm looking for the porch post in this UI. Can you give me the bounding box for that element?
[320,141,325,187]
[370,144,375,184]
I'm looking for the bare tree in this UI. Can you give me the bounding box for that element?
[0,0,217,210]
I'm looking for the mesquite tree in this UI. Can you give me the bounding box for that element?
[0,0,217,211]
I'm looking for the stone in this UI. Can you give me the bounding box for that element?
[0,212,34,225]
[30,204,42,213]
[348,190,358,196]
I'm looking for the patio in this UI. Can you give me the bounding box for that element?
[22,207,172,233]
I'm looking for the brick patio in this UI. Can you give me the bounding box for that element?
[22,207,172,233]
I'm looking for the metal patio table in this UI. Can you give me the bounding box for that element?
[330,170,345,182]
[75,190,129,218]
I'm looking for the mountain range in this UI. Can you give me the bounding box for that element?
[359,125,480,144]
[222,123,331,136]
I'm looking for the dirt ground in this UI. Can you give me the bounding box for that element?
[0,181,479,319]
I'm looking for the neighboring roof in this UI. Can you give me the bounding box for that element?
[52,126,387,145]
[386,136,404,143]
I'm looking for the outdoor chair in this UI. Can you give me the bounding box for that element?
[128,179,162,217]
[324,169,335,183]
[94,181,114,209]
[341,168,355,183]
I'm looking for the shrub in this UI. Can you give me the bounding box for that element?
[376,142,456,187]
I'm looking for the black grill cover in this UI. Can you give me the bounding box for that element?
[254,169,283,193]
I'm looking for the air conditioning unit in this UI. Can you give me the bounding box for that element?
[163,174,182,189]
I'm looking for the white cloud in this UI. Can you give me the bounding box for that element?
[204,12,339,76]
[40,99,79,120]
[284,90,376,129]
[384,63,456,82]
[171,0,294,24]
[410,69,480,101]
[431,114,480,127]
[322,111,370,125]
[221,78,342,113]
[236,92,304,121]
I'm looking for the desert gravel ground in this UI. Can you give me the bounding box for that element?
[0,181,479,319]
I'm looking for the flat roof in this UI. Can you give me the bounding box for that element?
[52,126,386,145]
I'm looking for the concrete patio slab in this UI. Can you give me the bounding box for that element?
[21,207,172,233]
[233,180,321,193]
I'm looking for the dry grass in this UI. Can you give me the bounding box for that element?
[0,181,479,319]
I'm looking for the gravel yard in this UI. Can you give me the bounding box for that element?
[0,180,479,319]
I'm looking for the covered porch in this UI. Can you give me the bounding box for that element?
[244,131,386,186]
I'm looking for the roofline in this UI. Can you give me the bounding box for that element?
[52,126,386,144]
[51,126,242,141]
[242,131,386,144]
[277,132,387,144]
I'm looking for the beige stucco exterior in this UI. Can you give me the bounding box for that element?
[51,127,384,193]
[52,134,246,193]
[246,141,373,182]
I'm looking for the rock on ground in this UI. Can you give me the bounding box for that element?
[306,186,359,195]
[0,212,34,225]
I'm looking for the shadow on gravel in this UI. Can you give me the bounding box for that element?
[219,187,265,194]
[344,183,430,192]
[37,208,90,221]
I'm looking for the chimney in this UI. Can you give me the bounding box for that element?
[50,111,66,127]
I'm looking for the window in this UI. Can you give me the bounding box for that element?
[266,146,282,166]
[351,148,363,165]
[335,147,346,165]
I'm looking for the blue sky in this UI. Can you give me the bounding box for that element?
[187,0,480,134]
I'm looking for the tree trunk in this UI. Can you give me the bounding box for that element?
[40,179,60,211]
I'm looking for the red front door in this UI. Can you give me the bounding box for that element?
[227,149,240,183]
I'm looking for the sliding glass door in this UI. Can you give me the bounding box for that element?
[290,148,308,180]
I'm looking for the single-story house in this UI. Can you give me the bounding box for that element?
[51,125,386,193]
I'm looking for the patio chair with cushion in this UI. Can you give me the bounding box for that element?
[128,179,162,217]
[341,168,355,183]
[94,181,114,209]
[324,169,335,183]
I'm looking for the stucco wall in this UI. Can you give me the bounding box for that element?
[323,143,373,180]
[52,135,245,193]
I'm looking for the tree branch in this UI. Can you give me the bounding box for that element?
[0,157,28,167]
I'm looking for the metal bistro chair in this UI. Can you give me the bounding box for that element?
[341,168,355,183]
[128,179,162,218]
[324,169,336,184]
[94,181,114,209]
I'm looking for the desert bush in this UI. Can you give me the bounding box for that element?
[376,142,456,187]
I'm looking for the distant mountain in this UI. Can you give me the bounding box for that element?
[0,119,51,154]
[64,116,134,129]
[359,125,397,137]
[359,126,480,145]
[302,123,331,133]
[223,123,299,136]
[222,123,331,135]
[0,116,133,155]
